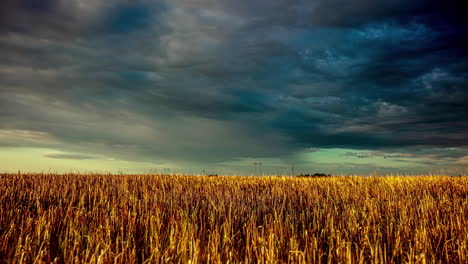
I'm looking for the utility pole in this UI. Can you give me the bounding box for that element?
[254,162,262,176]
[291,164,295,177]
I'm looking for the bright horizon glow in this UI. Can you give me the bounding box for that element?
[1,147,464,176]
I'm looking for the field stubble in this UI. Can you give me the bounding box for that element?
[0,173,466,263]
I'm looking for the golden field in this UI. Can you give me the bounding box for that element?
[0,173,466,263]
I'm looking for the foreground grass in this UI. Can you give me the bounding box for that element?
[0,174,466,263]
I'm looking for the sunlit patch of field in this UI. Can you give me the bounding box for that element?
[0,173,466,263]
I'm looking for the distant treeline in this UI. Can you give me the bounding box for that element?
[296,173,332,178]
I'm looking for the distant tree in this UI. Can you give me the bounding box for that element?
[295,173,332,178]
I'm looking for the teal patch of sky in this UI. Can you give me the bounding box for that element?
[119,71,157,83]
[227,90,275,113]
[104,3,155,34]
[298,148,418,167]
[270,106,320,132]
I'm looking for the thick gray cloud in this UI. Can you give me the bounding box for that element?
[0,0,467,171]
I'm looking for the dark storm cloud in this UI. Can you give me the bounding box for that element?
[0,0,467,167]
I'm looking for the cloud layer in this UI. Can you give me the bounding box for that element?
[0,0,467,172]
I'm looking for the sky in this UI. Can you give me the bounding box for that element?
[0,0,467,175]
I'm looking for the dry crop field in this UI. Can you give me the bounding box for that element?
[0,173,466,263]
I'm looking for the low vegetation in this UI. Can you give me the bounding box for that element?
[0,173,466,263]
